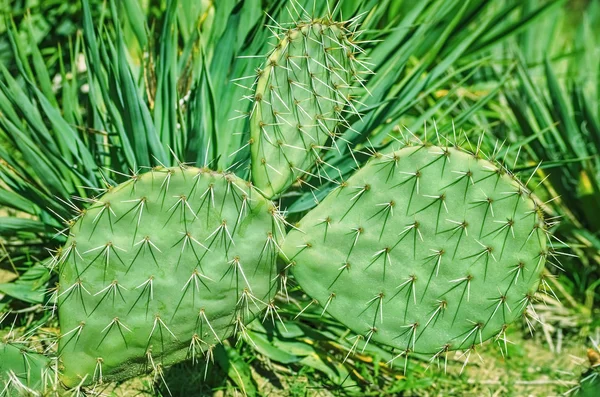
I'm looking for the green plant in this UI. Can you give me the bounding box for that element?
[574,368,600,397]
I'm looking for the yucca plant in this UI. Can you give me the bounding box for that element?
[0,0,571,395]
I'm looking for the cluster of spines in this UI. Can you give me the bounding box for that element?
[0,320,58,397]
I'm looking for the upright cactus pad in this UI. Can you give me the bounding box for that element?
[56,167,281,387]
[282,145,547,358]
[250,18,365,198]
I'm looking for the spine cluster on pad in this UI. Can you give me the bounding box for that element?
[282,144,550,365]
[248,17,368,198]
[1,342,52,395]
[54,167,282,387]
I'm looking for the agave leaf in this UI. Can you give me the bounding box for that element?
[466,0,565,56]
[121,0,148,49]
[247,330,301,364]
[0,218,48,236]
[81,0,137,169]
[0,190,36,214]
[153,1,180,154]
[0,262,50,303]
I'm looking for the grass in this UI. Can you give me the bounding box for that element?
[54,327,585,396]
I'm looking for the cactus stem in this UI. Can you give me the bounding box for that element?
[293,298,318,319]
[223,257,252,292]
[187,333,206,365]
[130,237,162,271]
[369,201,395,240]
[263,300,286,330]
[148,314,178,349]
[428,344,451,373]
[117,197,148,242]
[362,327,377,353]
[91,280,127,316]
[485,293,511,325]
[327,262,350,289]
[82,242,126,280]
[422,300,447,335]
[367,247,392,279]
[386,348,410,374]
[90,201,115,236]
[364,292,385,325]
[397,322,419,352]
[58,279,90,314]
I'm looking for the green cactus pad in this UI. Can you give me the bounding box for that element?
[1,342,51,396]
[56,167,281,387]
[283,145,547,357]
[250,18,363,198]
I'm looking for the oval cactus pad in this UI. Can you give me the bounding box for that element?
[250,19,363,198]
[283,145,547,356]
[57,167,281,386]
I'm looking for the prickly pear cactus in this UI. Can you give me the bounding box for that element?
[282,144,547,358]
[250,18,365,198]
[0,342,51,396]
[56,167,282,387]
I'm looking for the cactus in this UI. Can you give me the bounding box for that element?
[55,167,282,387]
[282,143,548,361]
[249,17,366,198]
[0,342,51,396]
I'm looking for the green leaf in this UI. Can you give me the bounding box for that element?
[0,190,36,214]
[0,260,50,303]
[214,345,257,397]
[246,331,301,364]
[0,218,48,236]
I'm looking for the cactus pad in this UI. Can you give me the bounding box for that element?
[1,342,51,396]
[56,167,281,387]
[250,18,364,198]
[283,145,547,357]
